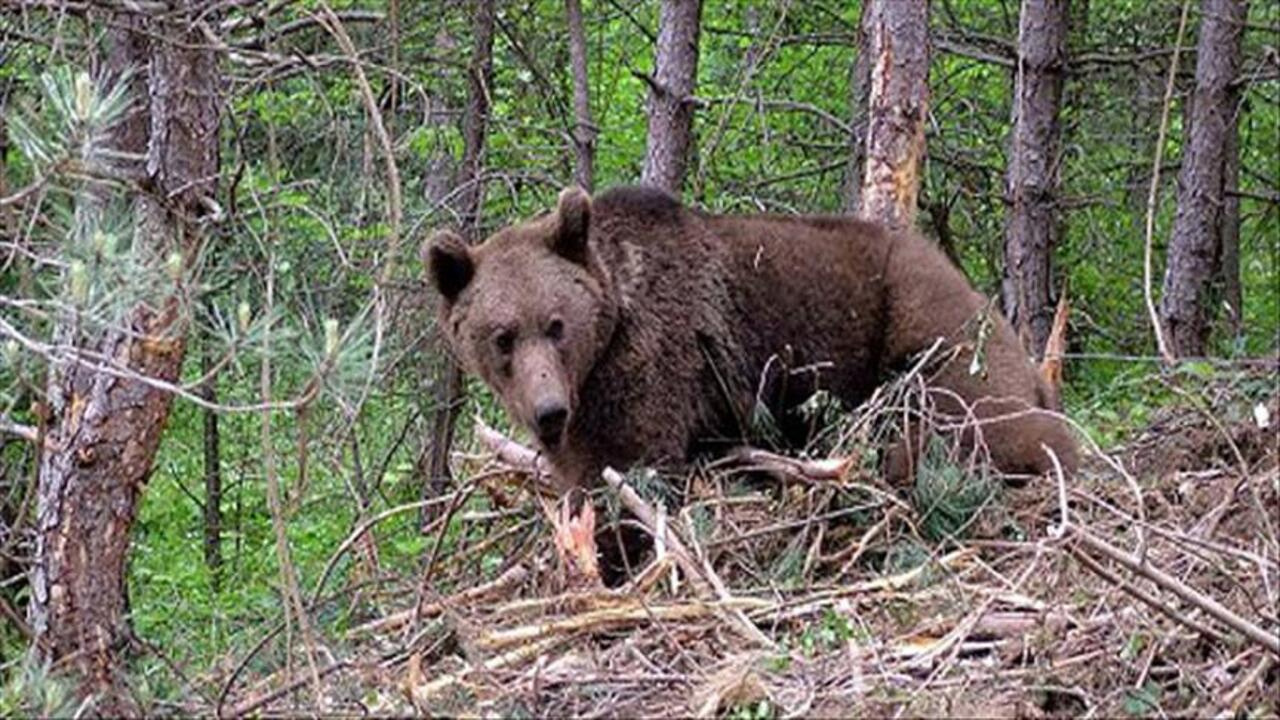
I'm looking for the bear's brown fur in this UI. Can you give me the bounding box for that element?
[427,185,1078,492]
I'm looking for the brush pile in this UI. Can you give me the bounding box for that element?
[218,365,1278,718]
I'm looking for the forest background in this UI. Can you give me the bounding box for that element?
[0,0,1277,715]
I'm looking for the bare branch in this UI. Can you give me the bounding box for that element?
[0,417,37,443]
[1141,0,1191,366]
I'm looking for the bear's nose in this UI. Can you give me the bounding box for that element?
[534,401,569,446]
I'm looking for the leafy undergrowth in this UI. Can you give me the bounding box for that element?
[162,363,1278,718]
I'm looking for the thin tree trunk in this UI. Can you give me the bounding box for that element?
[842,2,874,213]
[1159,0,1247,358]
[29,7,218,712]
[857,0,931,231]
[422,26,458,208]
[425,0,495,513]
[1217,85,1243,341]
[566,0,595,191]
[201,307,222,590]
[388,0,399,138]
[640,0,702,193]
[1001,0,1070,358]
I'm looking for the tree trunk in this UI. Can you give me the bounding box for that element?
[640,0,702,193]
[566,0,596,192]
[1159,0,1247,358]
[1217,85,1243,341]
[424,0,495,513]
[201,309,222,590]
[857,0,931,231]
[1001,0,1070,358]
[842,1,874,213]
[29,7,218,712]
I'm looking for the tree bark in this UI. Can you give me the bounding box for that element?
[29,7,218,713]
[1001,0,1070,358]
[857,0,931,231]
[842,1,874,213]
[1217,84,1243,341]
[566,0,595,191]
[424,0,495,513]
[1159,0,1247,358]
[640,0,702,193]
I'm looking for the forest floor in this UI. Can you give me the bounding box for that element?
[216,366,1278,718]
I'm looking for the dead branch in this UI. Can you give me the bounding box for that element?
[723,447,853,481]
[1068,543,1229,644]
[1070,529,1278,655]
[601,468,712,597]
[225,661,351,719]
[0,417,37,443]
[473,597,767,653]
[348,563,531,637]
[474,419,558,497]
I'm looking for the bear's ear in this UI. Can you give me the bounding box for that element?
[551,185,592,265]
[425,229,474,303]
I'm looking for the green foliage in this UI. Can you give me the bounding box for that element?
[1122,682,1163,716]
[0,655,77,719]
[910,437,998,543]
[7,67,133,173]
[729,698,776,720]
[881,541,930,576]
[797,608,857,657]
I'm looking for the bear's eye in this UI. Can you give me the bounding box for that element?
[546,318,564,341]
[494,329,516,355]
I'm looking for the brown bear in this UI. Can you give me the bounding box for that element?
[426,185,1078,492]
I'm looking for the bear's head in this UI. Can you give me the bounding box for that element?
[425,186,617,450]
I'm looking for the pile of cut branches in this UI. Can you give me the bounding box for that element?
[214,365,1278,718]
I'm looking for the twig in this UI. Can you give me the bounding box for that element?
[409,636,564,707]
[1043,444,1071,539]
[0,417,37,442]
[315,4,401,284]
[474,419,558,496]
[413,482,478,626]
[752,549,975,623]
[1219,653,1275,716]
[225,661,351,718]
[723,447,853,481]
[314,1,403,440]
[679,504,777,648]
[473,597,767,653]
[216,623,285,718]
[310,495,463,607]
[1067,544,1228,644]
[1141,0,1190,365]
[1071,529,1278,655]
[0,315,322,414]
[348,563,530,637]
[601,467,713,597]
[259,259,325,708]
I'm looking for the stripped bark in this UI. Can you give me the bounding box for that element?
[1001,0,1070,358]
[28,5,219,713]
[641,0,703,193]
[425,0,495,512]
[857,0,930,231]
[1159,0,1247,357]
[566,0,596,191]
